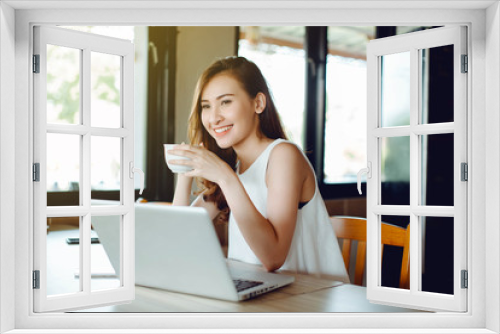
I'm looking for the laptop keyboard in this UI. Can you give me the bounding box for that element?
[233,279,263,292]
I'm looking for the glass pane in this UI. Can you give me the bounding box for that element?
[91,136,121,195]
[381,136,410,205]
[238,26,306,148]
[91,215,121,291]
[46,44,81,125]
[421,45,454,124]
[324,41,367,183]
[381,52,410,127]
[46,217,81,296]
[380,215,410,290]
[420,216,454,295]
[47,133,80,206]
[421,134,454,206]
[91,52,121,128]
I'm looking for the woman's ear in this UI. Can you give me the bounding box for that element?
[254,92,267,115]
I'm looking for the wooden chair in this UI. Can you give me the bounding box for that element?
[330,216,410,289]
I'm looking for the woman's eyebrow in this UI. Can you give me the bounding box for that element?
[201,93,235,102]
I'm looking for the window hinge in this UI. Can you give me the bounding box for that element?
[461,162,468,181]
[33,270,40,289]
[461,270,468,289]
[461,54,468,73]
[33,163,40,182]
[33,54,40,73]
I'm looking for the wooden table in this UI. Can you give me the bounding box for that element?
[78,265,420,313]
[47,224,420,313]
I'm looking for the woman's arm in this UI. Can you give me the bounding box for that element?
[169,143,308,271]
[219,143,306,271]
[172,174,194,206]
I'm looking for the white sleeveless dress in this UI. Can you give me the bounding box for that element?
[228,139,350,282]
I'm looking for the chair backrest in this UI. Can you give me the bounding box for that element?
[330,216,410,289]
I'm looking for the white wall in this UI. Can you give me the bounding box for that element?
[174,26,237,144]
[0,2,16,333]
[486,2,500,332]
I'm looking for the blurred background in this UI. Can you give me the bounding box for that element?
[46,25,454,295]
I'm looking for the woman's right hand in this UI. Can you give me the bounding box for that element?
[169,144,235,187]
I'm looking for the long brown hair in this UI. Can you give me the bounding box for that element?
[188,56,287,215]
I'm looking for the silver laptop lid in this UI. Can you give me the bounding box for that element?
[92,201,295,301]
[135,204,239,300]
[92,202,239,301]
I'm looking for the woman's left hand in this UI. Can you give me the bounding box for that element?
[168,144,233,184]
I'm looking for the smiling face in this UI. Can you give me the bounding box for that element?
[200,73,264,150]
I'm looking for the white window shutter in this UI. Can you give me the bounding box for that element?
[33,26,136,312]
[366,26,467,312]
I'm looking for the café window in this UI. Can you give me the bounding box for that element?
[238,26,306,148]
[324,26,371,184]
[240,26,441,199]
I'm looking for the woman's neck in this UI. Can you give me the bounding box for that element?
[234,136,274,173]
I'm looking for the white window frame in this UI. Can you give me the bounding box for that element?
[366,26,468,312]
[33,25,136,312]
[0,1,498,333]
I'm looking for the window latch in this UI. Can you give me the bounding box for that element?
[129,162,144,195]
[357,162,372,195]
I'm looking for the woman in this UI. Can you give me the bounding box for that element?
[169,56,348,282]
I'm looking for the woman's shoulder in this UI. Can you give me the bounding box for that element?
[265,139,316,195]
[268,140,308,169]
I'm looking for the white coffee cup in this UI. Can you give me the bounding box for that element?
[164,144,194,173]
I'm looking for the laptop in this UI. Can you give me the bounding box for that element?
[91,201,295,301]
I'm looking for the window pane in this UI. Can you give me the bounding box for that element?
[47,217,81,296]
[420,216,454,295]
[421,134,454,206]
[91,136,121,193]
[238,26,306,148]
[47,133,80,206]
[91,52,121,128]
[46,44,80,125]
[324,47,367,183]
[91,215,121,291]
[381,52,410,127]
[380,215,410,290]
[62,26,146,190]
[381,136,410,205]
[421,45,454,124]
